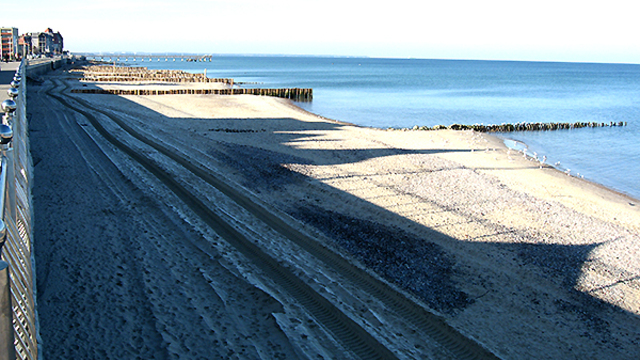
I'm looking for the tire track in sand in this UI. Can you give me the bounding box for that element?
[46,82,399,360]
[50,80,499,359]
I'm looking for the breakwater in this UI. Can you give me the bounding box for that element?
[71,87,313,101]
[70,65,313,101]
[71,65,234,84]
[402,121,627,132]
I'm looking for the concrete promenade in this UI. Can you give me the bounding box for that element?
[0,62,21,101]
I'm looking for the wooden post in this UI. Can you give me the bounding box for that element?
[0,260,16,360]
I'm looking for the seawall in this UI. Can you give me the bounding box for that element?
[25,57,66,78]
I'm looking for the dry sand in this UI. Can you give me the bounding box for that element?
[31,67,640,359]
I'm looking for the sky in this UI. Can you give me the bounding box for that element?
[5,0,639,63]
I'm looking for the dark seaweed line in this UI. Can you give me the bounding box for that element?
[46,83,397,360]
[58,82,499,360]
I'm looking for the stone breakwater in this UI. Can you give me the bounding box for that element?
[400,121,627,132]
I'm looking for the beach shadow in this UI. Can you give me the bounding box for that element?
[216,141,634,351]
[41,73,640,357]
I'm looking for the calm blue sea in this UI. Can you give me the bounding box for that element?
[124,56,640,200]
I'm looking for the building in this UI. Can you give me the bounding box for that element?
[18,34,32,58]
[23,28,64,57]
[47,28,64,54]
[0,27,19,61]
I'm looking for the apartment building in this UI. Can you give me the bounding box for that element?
[27,28,63,56]
[18,34,32,57]
[0,27,19,61]
[12,28,65,58]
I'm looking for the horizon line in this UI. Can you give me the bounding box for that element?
[69,51,640,66]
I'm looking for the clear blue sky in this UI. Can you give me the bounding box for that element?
[6,0,639,63]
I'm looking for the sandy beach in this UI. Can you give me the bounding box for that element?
[29,64,640,359]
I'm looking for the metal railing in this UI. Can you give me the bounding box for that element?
[0,61,38,360]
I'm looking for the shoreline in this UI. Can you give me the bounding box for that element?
[102,59,639,202]
[39,64,640,358]
[497,134,640,203]
[68,62,640,259]
[288,98,640,204]
[326,119,640,204]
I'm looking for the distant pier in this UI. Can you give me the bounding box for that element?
[74,53,215,63]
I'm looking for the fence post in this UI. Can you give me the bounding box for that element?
[1,102,16,224]
[0,259,16,360]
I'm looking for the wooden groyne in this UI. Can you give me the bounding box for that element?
[69,64,313,101]
[71,88,313,101]
[401,121,627,132]
[70,65,234,85]
[80,75,234,84]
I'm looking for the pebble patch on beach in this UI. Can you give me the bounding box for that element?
[199,127,640,358]
[292,204,473,313]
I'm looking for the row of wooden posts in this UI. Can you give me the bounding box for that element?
[71,87,314,101]
[73,65,185,73]
[406,121,627,132]
[74,65,211,76]
[71,65,234,84]
[80,76,234,84]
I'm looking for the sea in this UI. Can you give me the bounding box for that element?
[116,55,640,201]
